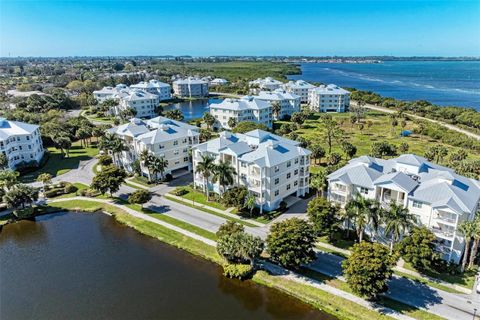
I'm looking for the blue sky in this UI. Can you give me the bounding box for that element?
[1,0,479,57]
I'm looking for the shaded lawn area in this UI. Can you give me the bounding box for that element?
[20,141,99,183]
[318,230,357,250]
[403,262,476,290]
[130,176,158,187]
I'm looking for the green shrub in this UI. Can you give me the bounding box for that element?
[128,189,152,204]
[79,188,100,197]
[63,183,78,194]
[223,264,254,280]
[173,187,189,196]
[97,154,113,166]
[221,186,248,209]
[44,189,62,198]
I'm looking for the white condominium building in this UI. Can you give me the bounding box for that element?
[209,97,272,130]
[327,154,480,263]
[130,80,172,101]
[172,77,209,97]
[256,89,301,120]
[249,77,283,94]
[193,130,311,211]
[112,89,160,119]
[283,80,316,103]
[0,118,44,169]
[210,78,228,86]
[107,117,200,179]
[93,84,128,103]
[308,84,350,112]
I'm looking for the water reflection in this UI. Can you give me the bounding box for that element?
[163,98,223,120]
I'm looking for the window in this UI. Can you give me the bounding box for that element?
[412,201,423,208]
[287,161,291,167]
[184,157,189,162]
[274,166,279,173]
[294,169,298,175]
[275,178,279,185]
[241,162,247,168]
[286,184,291,190]
[287,173,291,179]
[360,187,369,195]
[275,190,279,196]
[173,140,178,146]
[174,150,179,155]
[294,181,298,186]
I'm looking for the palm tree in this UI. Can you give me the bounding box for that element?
[36,173,53,197]
[310,173,326,197]
[345,193,381,242]
[110,137,126,166]
[459,220,476,272]
[271,101,281,120]
[212,160,236,196]
[196,154,215,200]
[149,155,168,181]
[468,212,480,269]
[244,193,256,217]
[384,202,416,253]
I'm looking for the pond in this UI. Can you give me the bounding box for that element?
[163,98,223,121]
[0,212,335,320]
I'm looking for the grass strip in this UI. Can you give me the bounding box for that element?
[165,194,257,227]
[123,202,217,241]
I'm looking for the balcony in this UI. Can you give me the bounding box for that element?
[432,226,455,239]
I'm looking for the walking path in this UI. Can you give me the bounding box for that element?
[352,101,480,141]
[316,242,472,294]
[261,261,414,320]
[164,193,266,227]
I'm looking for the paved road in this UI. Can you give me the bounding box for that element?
[310,250,480,320]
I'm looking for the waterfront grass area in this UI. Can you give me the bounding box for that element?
[164,194,257,228]
[172,187,227,211]
[20,140,98,183]
[253,270,394,320]
[151,61,300,81]
[46,200,222,263]
[299,268,444,320]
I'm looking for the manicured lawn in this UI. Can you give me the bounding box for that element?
[403,262,476,290]
[49,183,89,199]
[318,231,357,250]
[130,176,157,187]
[164,194,257,228]
[20,140,99,183]
[172,187,227,211]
